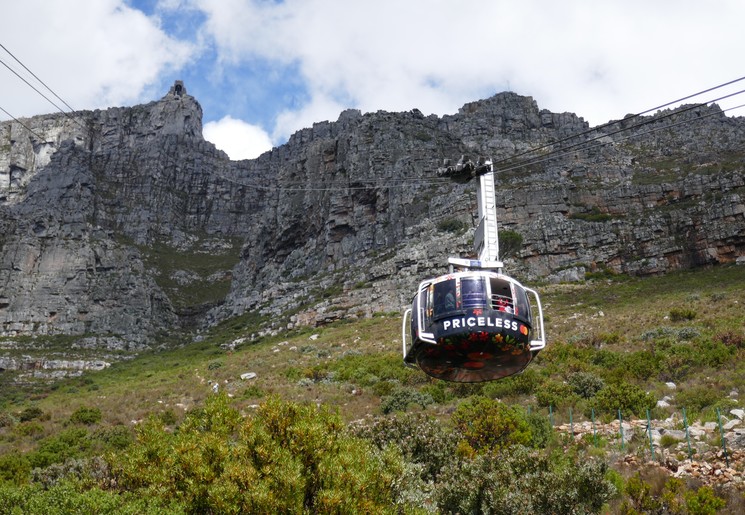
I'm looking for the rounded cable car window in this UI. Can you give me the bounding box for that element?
[489,277,514,314]
[461,276,487,309]
[432,279,457,318]
[513,284,531,322]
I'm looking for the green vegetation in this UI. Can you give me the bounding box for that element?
[436,217,468,233]
[136,236,243,312]
[0,265,744,511]
[569,206,615,222]
[499,229,523,258]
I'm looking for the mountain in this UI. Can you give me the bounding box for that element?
[1,81,744,358]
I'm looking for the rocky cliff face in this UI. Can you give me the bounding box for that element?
[1,82,744,351]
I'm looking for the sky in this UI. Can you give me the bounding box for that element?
[2,0,745,161]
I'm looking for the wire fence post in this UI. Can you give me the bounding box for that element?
[569,407,574,442]
[549,405,553,427]
[618,409,625,451]
[683,408,693,460]
[716,408,730,468]
[591,408,598,447]
[646,408,655,461]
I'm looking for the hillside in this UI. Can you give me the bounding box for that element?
[1,265,744,512]
[2,82,745,511]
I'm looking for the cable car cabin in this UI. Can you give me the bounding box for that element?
[402,271,545,383]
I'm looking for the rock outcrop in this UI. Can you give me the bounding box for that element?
[1,82,744,347]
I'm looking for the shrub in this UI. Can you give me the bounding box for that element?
[621,472,663,513]
[434,446,615,514]
[351,413,458,481]
[418,381,452,403]
[27,428,91,469]
[0,412,15,428]
[715,330,745,348]
[499,230,523,258]
[14,421,44,437]
[110,394,417,513]
[0,453,31,485]
[326,352,415,386]
[659,434,682,449]
[693,340,734,367]
[620,350,662,381]
[674,385,724,414]
[379,387,434,414]
[92,425,133,451]
[451,397,533,452]
[482,368,540,398]
[436,218,467,233]
[568,372,605,399]
[69,406,102,425]
[684,485,726,514]
[591,381,655,418]
[536,380,578,408]
[669,308,696,322]
[18,406,43,422]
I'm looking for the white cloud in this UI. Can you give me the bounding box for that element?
[194,0,745,139]
[0,0,193,119]
[4,0,745,152]
[203,115,273,160]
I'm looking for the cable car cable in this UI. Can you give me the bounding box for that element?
[488,75,745,170]
[491,102,745,177]
[0,42,77,114]
[491,88,745,175]
[0,105,45,139]
[0,56,87,133]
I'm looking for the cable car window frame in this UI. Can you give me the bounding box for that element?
[460,275,487,309]
[489,276,514,314]
[431,278,459,320]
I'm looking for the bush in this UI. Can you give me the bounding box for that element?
[536,380,578,408]
[436,218,467,233]
[27,428,91,469]
[669,308,696,321]
[379,387,433,414]
[674,386,725,419]
[0,412,15,428]
[18,406,43,422]
[482,368,540,398]
[568,372,605,399]
[591,381,655,418]
[451,397,533,452]
[499,230,523,258]
[693,340,734,367]
[92,425,133,451]
[621,350,661,381]
[110,394,418,513]
[14,421,44,437]
[351,413,458,481]
[0,453,31,485]
[715,330,745,348]
[684,485,726,514]
[434,446,615,514]
[69,406,102,426]
[326,352,415,386]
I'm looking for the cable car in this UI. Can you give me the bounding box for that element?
[402,157,545,382]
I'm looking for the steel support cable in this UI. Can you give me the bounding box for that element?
[492,87,745,175]
[0,56,87,132]
[493,102,745,176]
[0,105,44,139]
[489,75,745,170]
[0,42,76,113]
